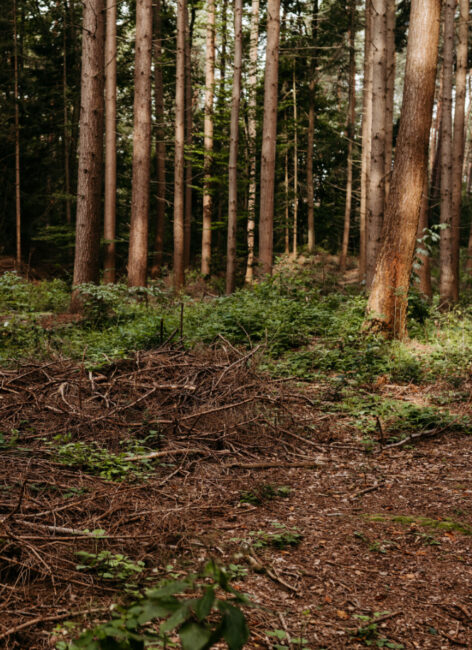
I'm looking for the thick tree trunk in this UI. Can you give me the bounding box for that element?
[365,0,440,339]
[450,0,469,301]
[225,0,243,294]
[103,0,117,283]
[292,66,298,258]
[384,0,395,201]
[244,0,260,284]
[13,0,21,269]
[71,0,105,309]
[366,0,387,289]
[201,0,216,277]
[306,0,318,254]
[258,0,281,276]
[438,0,457,307]
[173,0,186,290]
[128,0,153,287]
[151,0,166,278]
[359,0,373,281]
[339,0,356,273]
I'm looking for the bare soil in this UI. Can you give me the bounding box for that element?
[0,347,471,649]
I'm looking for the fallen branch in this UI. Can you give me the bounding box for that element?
[0,607,108,641]
[123,448,231,462]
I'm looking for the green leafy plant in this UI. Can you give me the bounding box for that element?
[265,628,309,649]
[75,550,145,583]
[352,613,404,648]
[63,562,251,650]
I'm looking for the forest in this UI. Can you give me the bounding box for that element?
[2,0,472,648]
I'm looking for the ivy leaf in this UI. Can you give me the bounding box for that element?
[179,621,212,650]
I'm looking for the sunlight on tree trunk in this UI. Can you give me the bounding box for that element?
[173,0,186,290]
[201,0,215,278]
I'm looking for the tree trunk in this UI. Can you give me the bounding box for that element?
[63,1,71,226]
[103,0,117,283]
[359,0,373,281]
[183,4,193,269]
[292,65,298,258]
[225,0,243,294]
[284,147,290,254]
[438,0,457,307]
[366,0,387,289]
[71,0,105,310]
[365,0,440,338]
[258,0,281,276]
[339,0,356,273]
[384,0,395,201]
[173,0,186,290]
[151,0,166,278]
[306,0,318,254]
[450,0,469,301]
[416,172,432,298]
[244,0,259,284]
[13,0,21,269]
[201,0,216,277]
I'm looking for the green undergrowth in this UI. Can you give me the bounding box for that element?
[364,514,472,536]
[1,269,472,391]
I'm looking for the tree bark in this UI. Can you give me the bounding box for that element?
[225,0,243,294]
[71,0,105,309]
[366,0,387,289]
[416,172,432,298]
[173,0,186,290]
[258,0,281,276]
[183,4,193,269]
[384,0,395,201]
[339,0,356,273]
[359,0,373,282]
[63,1,71,226]
[306,0,318,255]
[365,0,440,339]
[292,65,298,258]
[450,0,469,301]
[128,0,153,287]
[244,0,259,284]
[103,0,117,283]
[13,0,21,269]
[151,0,166,278]
[438,0,457,307]
[201,0,216,277]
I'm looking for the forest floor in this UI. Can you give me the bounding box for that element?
[1,342,472,649]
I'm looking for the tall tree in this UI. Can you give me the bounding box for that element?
[184,4,193,269]
[306,0,318,254]
[244,0,260,283]
[225,0,243,294]
[151,0,166,278]
[359,0,372,281]
[384,0,395,200]
[292,65,298,258]
[416,173,433,298]
[103,0,117,283]
[201,0,216,277]
[173,0,186,290]
[128,0,153,287]
[451,0,469,301]
[63,1,71,226]
[71,0,105,309]
[365,0,440,338]
[13,0,21,269]
[438,0,457,307]
[366,0,387,288]
[339,0,356,273]
[258,0,281,276]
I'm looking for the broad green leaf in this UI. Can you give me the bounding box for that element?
[195,587,215,621]
[179,621,212,650]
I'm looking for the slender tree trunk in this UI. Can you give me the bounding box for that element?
[438,0,457,307]
[13,0,21,269]
[63,1,71,226]
[244,0,260,283]
[359,0,372,281]
[103,0,117,283]
[451,0,469,301]
[284,147,290,254]
[183,5,193,269]
[225,0,243,294]
[128,0,153,287]
[366,0,387,288]
[151,0,166,278]
[365,0,440,338]
[292,65,298,258]
[340,0,356,273]
[258,0,281,276]
[173,0,186,290]
[416,172,433,298]
[71,0,105,309]
[384,0,395,200]
[306,0,318,254]
[201,0,216,277]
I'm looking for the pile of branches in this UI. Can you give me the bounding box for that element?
[0,345,327,648]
